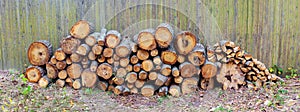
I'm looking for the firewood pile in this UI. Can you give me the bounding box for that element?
[25,20,282,97]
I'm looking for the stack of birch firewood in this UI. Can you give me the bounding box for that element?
[25,20,282,97]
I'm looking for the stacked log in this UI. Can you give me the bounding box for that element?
[25,20,282,97]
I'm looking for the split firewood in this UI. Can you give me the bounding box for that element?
[96,63,113,80]
[160,64,172,76]
[148,72,158,80]
[103,48,114,58]
[130,55,139,65]
[138,70,148,80]
[97,29,107,46]
[155,23,174,48]
[174,31,197,55]
[60,36,81,54]
[201,61,218,79]
[73,79,82,90]
[179,62,198,78]
[137,49,149,61]
[135,80,145,88]
[105,30,121,48]
[115,37,133,57]
[81,69,98,88]
[70,20,94,39]
[169,85,181,97]
[46,63,58,79]
[134,29,157,50]
[155,73,168,86]
[25,66,45,83]
[70,53,82,62]
[67,63,83,79]
[120,58,130,67]
[141,85,155,97]
[126,72,138,83]
[85,33,98,47]
[58,70,67,80]
[244,54,253,61]
[38,76,52,88]
[56,61,67,70]
[158,86,169,96]
[54,48,66,61]
[181,77,199,94]
[188,43,206,66]
[97,81,108,91]
[55,79,65,88]
[150,49,159,57]
[141,60,154,72]
[27,40,53,66]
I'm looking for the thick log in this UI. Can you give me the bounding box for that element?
[28,40,53,66]
[25,66,45,83]
[85,33,98,47]
[70,20,94,39]
[97,63,113,80]
[125,72,137,83]
[130,55,139,65]
[115,37,132,57]
[92,44,103,55]
[76,44,90,56]
[174,31,197,55]
[155,23,174,48]
[201,61,218,79]
[135,80,145,88]
[138,70,148,80]
[120,58,130,67]
[141,85,155,97]
[160,64,172,76]
[161,50,177,65]
[58,70,68,80]
[38,76,51,88]
[155,73,168,86]
[60,36,81,54]
[81,69,98,88]
[103,48,114,58]
[67,63,83,79]
[56,61,67,70]
[134,29,157,50]
[105,30,121,48]
[169,85,181,97]
[70,53,82,63]
[181,77,199,95]
[73,79,82,90]
[55,79,65,88]
[46,63,58,79]
[116,68,127,77]
[54,48,66,61]
[137,49,149,61]
[141,60,154,72]
[148,72,158,80]
[188,43,206,66]
[179,62,198,78]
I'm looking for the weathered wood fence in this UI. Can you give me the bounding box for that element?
[0,0,299,71]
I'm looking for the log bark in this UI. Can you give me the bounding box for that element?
[27,40,53,66]
[174,31,197,55]
[25,66,45,83]
[134,29,157,50]
[38,76,51,88]
[90,61,98,72]
[97,29,107,46]
[188,43,206,66]
[81,69,98,88]
[60,36,80,54]
[155,23,174,48]
[54,48,66,61]
[141,85,155,97]
[96,63,113,80]
[46,63,58,79]
[155,73,168,86]
[141,60,154,72]
[201,61,218,79]
[179,62,198,78]
[70,20,94,39]
[67,63,83,79]
[105,30,121,48]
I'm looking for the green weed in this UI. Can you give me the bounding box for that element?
[157,96,169,104]
[21,86,32,96]
[213,105,232,112]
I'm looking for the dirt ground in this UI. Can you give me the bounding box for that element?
[0,70,299,112]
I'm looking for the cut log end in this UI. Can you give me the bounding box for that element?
[28,40,52,66]
[25,66,45,83]
[70,20,94,39]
